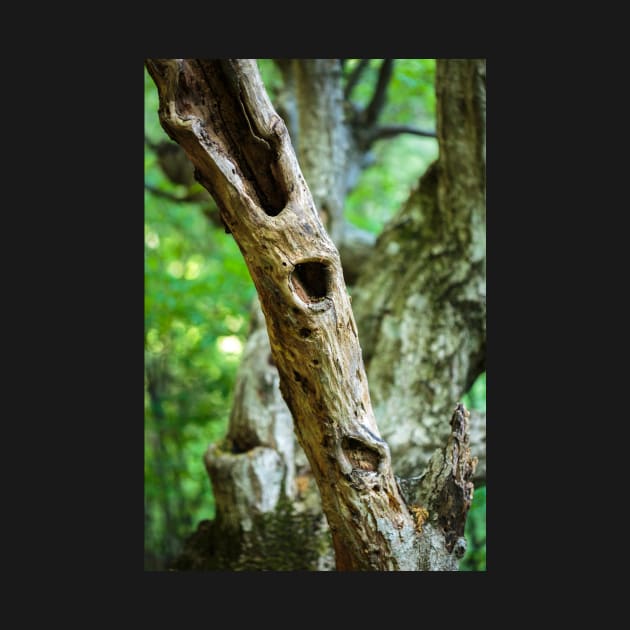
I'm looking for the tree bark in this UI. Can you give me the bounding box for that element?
[196,59,378,570]
[291,59,378,284]
[196,299,334,570]
[172,59,393,571]
[288,57,487,482]
[352,59,486,480]
[146,58,477,570]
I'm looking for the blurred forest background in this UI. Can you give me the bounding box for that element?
[144,59,486,571]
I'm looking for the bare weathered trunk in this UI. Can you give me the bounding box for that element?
[178,59,378,570]
[147,58,477,570]
[170,59,356,571]
[290,58,486,483]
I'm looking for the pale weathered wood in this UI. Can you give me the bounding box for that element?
[146,58,478,570]
[146,59,421,570]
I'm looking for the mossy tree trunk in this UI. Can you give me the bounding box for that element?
[147,58,481,571]
[353,59,486,480]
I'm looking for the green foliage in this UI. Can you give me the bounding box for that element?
[344,59,435,121]
[256,59,284,99]
[462,372,486,414]
[460,486,487,571]
[145,67,255,567]
[145,60,486,572]
[460,371,486,571]
[345,135,438,234]
[343,60,438,235]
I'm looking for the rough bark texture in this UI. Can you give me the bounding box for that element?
[352,59,486,479]
[179,60,376,571]
[195,300,334,570]
[146,58,472,571]
[399,404,477,570]
[175,59,390,571]
[147,58,485,571]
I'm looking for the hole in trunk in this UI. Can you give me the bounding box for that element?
[290,261,330,303]
[341,437,380,473]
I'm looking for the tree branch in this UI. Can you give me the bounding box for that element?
[145,183,190,203]
[363,59,394,126]
[368,124,437,143]
[144,184,223,228]
[344,59,370,99]
[144,182,208,204]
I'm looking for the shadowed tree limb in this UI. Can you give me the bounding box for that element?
[344,59,370,99]
[144,183,206,204]
[368,124,437,143]
[363,59,394,126]
[144,184,223,228]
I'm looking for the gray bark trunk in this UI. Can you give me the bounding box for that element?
[147,58,479,570]
[202,299,335,570]
[147,58,485,570]
[292,59,377,283]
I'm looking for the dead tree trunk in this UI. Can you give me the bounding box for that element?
[146,58,476,570]
[185,59,371,571]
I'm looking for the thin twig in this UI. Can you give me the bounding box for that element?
[144,183,200,203]
[368,125,437,143]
